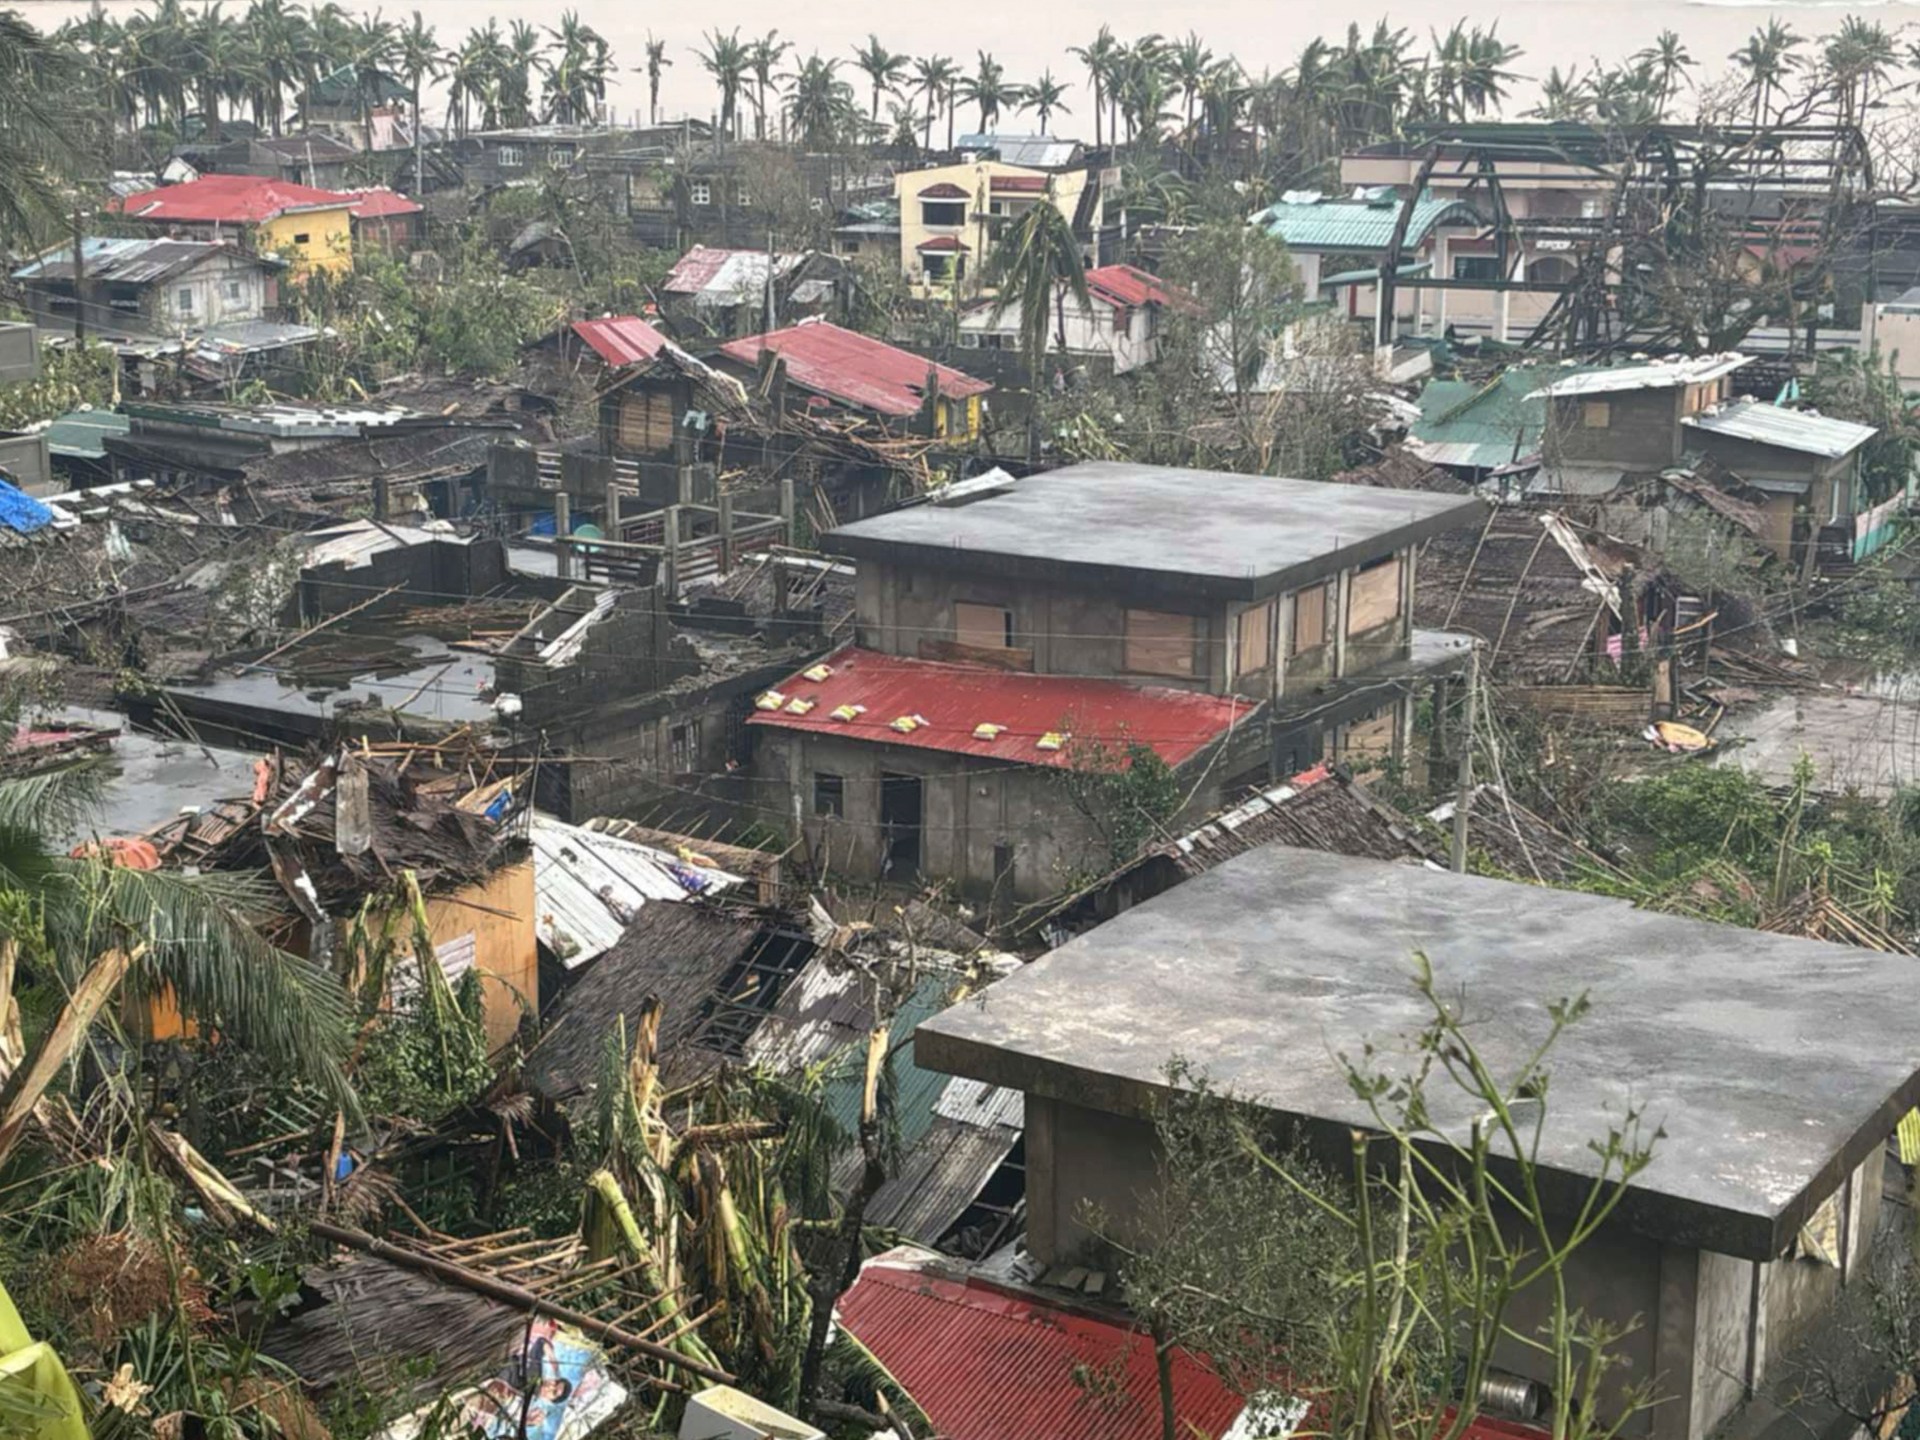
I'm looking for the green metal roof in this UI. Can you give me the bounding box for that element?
[304,64,408,108]
[44,408,130,460]
[1253,193,1480,253]
[1410,367,1551,469]
[823,972,965,1150]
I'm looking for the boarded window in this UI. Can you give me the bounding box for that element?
[1290,583,1329,655]
[1124,609,1195,677]
[615,390,676,454]
[1348,557,1401,636]
[1582,400,1611,428]
[954,602,1014,650]
[813,772,844,817]
[1235,601,1273,677]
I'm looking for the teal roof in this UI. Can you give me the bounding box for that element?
[305,64,407,108]
[1410,368,1549,469]
[823,972,964,1150]
[1254,193,1480,252]
[45,408,130,460]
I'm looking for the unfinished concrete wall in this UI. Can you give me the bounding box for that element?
[300,538,508,620]
[1026,1093,1162,1264]
[497,589,682,729]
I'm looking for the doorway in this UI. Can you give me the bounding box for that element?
[879,773,923,880]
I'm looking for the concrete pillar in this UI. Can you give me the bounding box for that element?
[372,472,390,520]
[604,480,622,539]
[718,491,735,574]
[779,476,796,543]
[663,503,680,598]
[553,491,571,581]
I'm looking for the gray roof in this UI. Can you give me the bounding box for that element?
[955,133,1082,168]
[13,236,268,284]
[1683,400,1877,459]
[824,461,1486,602]
[1528,354,1751,399]
[915,845,1920,1260]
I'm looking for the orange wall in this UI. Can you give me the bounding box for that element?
[422,859,539,1051]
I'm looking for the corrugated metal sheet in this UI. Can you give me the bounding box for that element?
[44,409,131,460]
[1254,193,1479,251]
[115,173,356,223]
[1085,264,1174,310]
[1410,370,1546,467]
[837,1261,1250,1440]
[662,245,803,302]
[572,317,667,367]
[955,134,1081,168]
[819,971,964,1141]
[932,1076,1025,1129]
[1528,354,1750,398]
[12,236,252,284]
[529,812,743,969]
[717,319,990,416]
[747,645,1259,771]
[862,1118,1020,1241]
[301,518,468,569]
[1682,400,1876,459]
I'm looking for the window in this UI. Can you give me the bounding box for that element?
[291,232,311,245]
[1124,609,1196,677]
[224,279,243,302]
[498,145,524,168]
[923,254,955,282]
[690,180,712,206]
[921,200,965,227]
[954,601,1015,651]
[548,143,576,165]
[735,183,751,206]
[1290,582,1330,656]
[1235,601,1274,677]
[175,287,194,313]
[670,720,700,771]
[1582,401,1611,429]
[1452,254,1501,282]
[1348,556,1401,636]
[813,772,844,818]
[958,331,979,348]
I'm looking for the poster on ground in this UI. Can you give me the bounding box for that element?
[383,1320,627,1440]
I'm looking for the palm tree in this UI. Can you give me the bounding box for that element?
[498,19,542,128]
[543,11,605,125]
[1069,26,1120,150]
[0,763,356,1167]
[1527,65,1592,122]
[960,50,1018,133]
[0,11,87,242]
[697,28,749,139]
[1821,16,1896,131]
[988,191,1091,461]
[1168,30,1213,136]
[911,55,957,152]
[243,0,309,136]
[641,33,671,126]
[397,11,443,192]
[1636,30,1695,117]
[783,52,854,151]
[851,34,907,123]
[1021,71,1070,136]
[1731,20,1801,129]
[747,32,790,141]
[447,23,505,136]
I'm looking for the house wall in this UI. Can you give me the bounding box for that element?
[259,205,354,276]
[422,859,539,1050]
[149,252,271,331]
[894,160,1088,294]
[957,292,1160,374]
[1549,389,1687,468]
[1686,433,1846,519]
[0,322,39,384]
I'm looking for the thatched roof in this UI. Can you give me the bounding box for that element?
[259,1256,527,1394]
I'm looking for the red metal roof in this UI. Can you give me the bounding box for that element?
[571,315,668,367]
[990,174,1049,194]
[1086,263,1179,310]
[745,645,1257,769]
[717,320,990,417]
[341,187,423,219]
[839,1261,1247,1440]
[113,174,361,224]
[917,181,972,199]
[915,235,970,253]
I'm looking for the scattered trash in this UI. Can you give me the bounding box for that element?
[1645,720,1714,754]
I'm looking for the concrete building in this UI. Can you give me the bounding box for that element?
[956,263,1180,377]
[916,844,1920,1440]
[747,463,1483,902]
[1250,189,1481,328]
[893,159,1093,296]
[0,324,52,496]
[111,174,421,278]
[11,238,280,340]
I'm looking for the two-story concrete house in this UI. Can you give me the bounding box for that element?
[916,844,1920,1440]
[746,462,1483,902]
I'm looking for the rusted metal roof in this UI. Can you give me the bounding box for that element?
[837,1258,1251,1440]
[717,319,990,416]
[570,316,667,367]
[746,645,1260,770]
[662,244,802,300]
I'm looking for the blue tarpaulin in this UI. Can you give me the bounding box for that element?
[0,480,53,535]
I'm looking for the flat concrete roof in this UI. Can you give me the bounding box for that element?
[916,846,1920,1260]
[824,462,1487,601]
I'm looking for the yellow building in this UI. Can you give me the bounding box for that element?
[893,160,1089,297]
[117,173,358,278]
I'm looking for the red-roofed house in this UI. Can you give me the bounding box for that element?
[112,175,422,275]
[715,318,991,440]
[749,461,1484,904]
[959,263,1185,375]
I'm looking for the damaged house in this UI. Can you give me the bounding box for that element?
[747,461,1484,904]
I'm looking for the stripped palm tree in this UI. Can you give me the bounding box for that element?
[1022,70,1070,136]
[640,33,672,127]
[397,11,444,194]
[990,192,1092,462]
[697,28,750,139]
[0,764,356,1166]
[851,34,907,124]
[747,32,790,142]
[910,55,957,152]
[1068,25,1119,150]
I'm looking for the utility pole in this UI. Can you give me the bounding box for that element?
[1450,641,1479,875]
[71,204,87,344]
